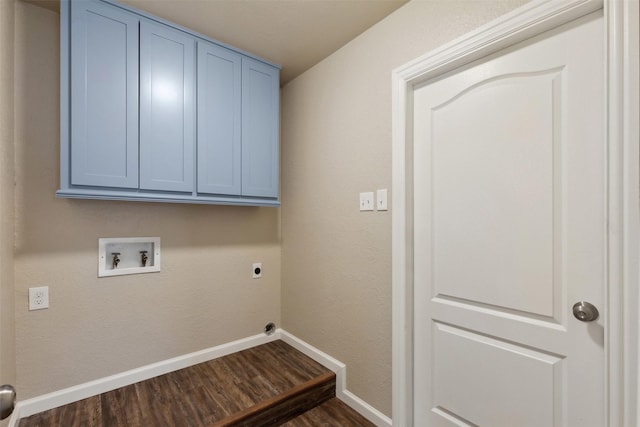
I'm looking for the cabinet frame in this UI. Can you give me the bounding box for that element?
[58,0,281,207]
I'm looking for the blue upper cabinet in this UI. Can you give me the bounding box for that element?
[139,21,195,193]
[197,41,242,196]
[70,0,139,189]
[59,0,280,206]
[242,58,280,199]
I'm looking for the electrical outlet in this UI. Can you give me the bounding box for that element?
[253,263,262,279]
[29,286,49,311]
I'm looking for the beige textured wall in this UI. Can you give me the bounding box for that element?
[0,0,16,421]
[281,0,529,417]
[13,2,281,399]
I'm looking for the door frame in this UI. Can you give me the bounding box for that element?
[391,0,640,425]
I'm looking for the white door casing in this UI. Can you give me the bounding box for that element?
[391,0,640,426]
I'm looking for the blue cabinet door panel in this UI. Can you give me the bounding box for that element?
[241,58,279,198]
[197,42,242,195]
[140,21,195,193]
[70,0,139,188]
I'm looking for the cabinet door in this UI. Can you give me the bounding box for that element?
[140,21,195,192]
[197,42,242,195]
[70,0,139,188]
[241,58,280,198]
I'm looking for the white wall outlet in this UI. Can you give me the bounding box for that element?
[360,192,374,211]
[29,286,49,311]
[253,263,262,279]
[377,189,388,211]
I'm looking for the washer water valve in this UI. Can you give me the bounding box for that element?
[112,252,121,269]
[98,237,161,278]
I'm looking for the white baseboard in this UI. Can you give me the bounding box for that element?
[277,329,347,390]
[11,329,391,427]
[278,330,392,427]
[338,389,392,427]
[13,332,278,420]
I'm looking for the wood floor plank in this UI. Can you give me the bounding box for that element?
[281,398,377,427]
[210,371,335,427]
[18,340,351,427]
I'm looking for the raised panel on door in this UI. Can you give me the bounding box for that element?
[432,70,558,318]
[197,42,241,195]
[413,12,604,426]
[70,0,138,188]
[431,322,561,427]
[140,21,195,193]
[241,58,279,198]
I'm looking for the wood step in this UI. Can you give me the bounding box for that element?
[211,371,335,426]
[283,398,376,426]
[18,340,372,426]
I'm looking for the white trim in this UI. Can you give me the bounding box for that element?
[278,329,347,391]
[14,332,277,419]
[10,330,391,426]
[394,0,602,84]
[605,0,640,425]
[339,390,392,427]
[391,0,639,425]
[7,408,19,427]
[626,0,640,422]
[278,330,392,427]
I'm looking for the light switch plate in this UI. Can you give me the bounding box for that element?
[377,189,388,211]
[360,192,374,211]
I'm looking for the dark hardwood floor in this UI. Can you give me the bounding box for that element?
[283,398,376,426]
[19,340,376,426]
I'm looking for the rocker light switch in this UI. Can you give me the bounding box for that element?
[377,189,388,211]
[360,192,374,211]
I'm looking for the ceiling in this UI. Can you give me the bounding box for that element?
[24,0,409,84]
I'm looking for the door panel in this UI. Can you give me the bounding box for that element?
[140,21,195,192]
[197,41,242,195]
[432,322,561,427]
[70,0,139,188]
[241,58,279,198]
[413,11,604,426]
[431,70,559,318]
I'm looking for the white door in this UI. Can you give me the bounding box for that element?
[413,10,604,427]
